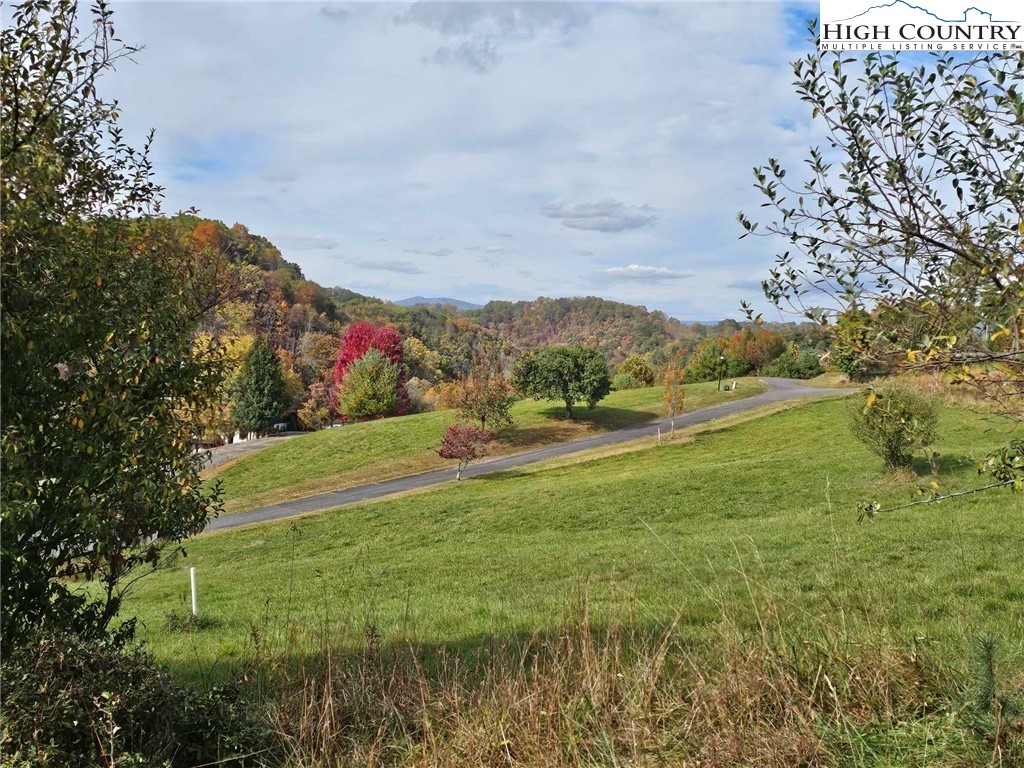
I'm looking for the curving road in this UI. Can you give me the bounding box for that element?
[206,378,850,533]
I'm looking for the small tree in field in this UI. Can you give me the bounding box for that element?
[664,360,685,438]
[449,365,517,431]
[438,423,495,480]
[850,384,939,472]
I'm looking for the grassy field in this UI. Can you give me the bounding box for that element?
[128,396,1022,680]
[208,379,765,512]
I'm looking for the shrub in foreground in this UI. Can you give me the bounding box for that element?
[0,632,263,767]
[850,383,939,471]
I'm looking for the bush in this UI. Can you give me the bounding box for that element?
[849,383,939,471]
[336,348,402,420]
[612,372,645,391]
[617,355,655,386]
[0,632,263,767]
[761,347,824,379]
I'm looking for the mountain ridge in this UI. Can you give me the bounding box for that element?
[394,296,483,310]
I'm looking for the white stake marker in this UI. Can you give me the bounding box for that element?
[190,566,198,618]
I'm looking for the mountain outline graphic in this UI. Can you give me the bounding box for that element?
[831,1,1016,24]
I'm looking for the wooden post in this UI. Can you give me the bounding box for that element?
[190,567,198,618]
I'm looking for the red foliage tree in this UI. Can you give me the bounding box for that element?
[332,321,408,414]
[438,423,495,480]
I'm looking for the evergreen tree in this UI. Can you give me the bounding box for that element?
[336,348,401,420]
[232,337,289,435]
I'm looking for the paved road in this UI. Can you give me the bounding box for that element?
[202,433,299,469]
[206,378,850,533]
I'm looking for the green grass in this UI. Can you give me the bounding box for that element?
[208,379,765,512]
[127,396,1022,677]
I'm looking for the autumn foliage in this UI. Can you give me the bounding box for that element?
[333,321,405,385]
[438,423,495,479]
[332,321,408,416]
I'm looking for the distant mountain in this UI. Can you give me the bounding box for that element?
[395,296,483,310]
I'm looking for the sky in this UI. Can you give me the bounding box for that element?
[105,1,822,321]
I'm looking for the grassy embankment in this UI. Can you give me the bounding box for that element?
[124,392,1024,764]
[135,395,1021,665]
[124,394,1024,764]
[207,379,766,513]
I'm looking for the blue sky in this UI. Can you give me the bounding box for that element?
[106,1,821,320]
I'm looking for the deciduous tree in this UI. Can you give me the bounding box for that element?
[438,423,495,480]
[333,321,404,386]
[618,354,655,387]
[332,320,407,414]
[664,359,686,438]
[1,0,228,645]
[448,365,517,431]
[511,344,611,419]
[740,42,1023,508]
[684,339,743,384]
[297,381,333,430]
[746,330,785,376]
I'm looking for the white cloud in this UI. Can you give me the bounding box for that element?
[542,199,657,233]
[273,234,338,251]
[349,258,425,275]
[102,0,818,317]
[402,247,454,258]
[601,264,689,282]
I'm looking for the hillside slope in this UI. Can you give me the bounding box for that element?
[128,397,1020,674]
[207,381,764,512]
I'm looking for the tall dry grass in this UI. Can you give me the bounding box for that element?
[251,602,1021,767]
